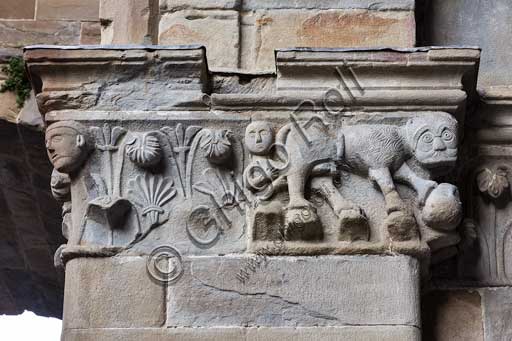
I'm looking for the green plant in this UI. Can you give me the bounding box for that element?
[0,56,31,108]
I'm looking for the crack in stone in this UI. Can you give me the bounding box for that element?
[191,270,340,322]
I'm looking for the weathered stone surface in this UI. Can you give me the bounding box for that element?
[63,326,421,341]
[241,9,415,71]
[63,256,165,329]
[482,287,512,341]
[0,0,35,19]
[160,0,241,11]
[167,255,420,327]
[422,290,483,341]
[100,0,158,44]
[424,0,512,87]
[36,0,99,21]
[79,22,101,44]
[159,0,415,11]
[159,10,240,69]
[23,47,478,263]
[242,0,415,10]
[0,20,80,47]
[22,46,482,340]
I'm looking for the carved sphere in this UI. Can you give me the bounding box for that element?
[126,133,162,167]
[202,129,233,165]
[421,183,462,231]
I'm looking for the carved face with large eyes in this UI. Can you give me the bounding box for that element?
[407,115,458,168]
[245,121,274,155]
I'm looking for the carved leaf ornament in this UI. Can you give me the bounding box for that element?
[476,167,510,199]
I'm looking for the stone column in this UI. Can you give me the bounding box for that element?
[24,45,479,341]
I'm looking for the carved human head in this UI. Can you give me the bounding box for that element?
[245,121,274,155]
[45,121,94,174]
[405,113,458,169]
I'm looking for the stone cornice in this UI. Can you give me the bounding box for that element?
[25,46,480,116]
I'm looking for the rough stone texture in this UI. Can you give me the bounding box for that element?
[0,0,35,19]
[63,256,165,329]
[241,0,415,11]
[167,255,420,328]
[157,3,414,71]
[422,290,483,341]
[79,22,101,44]
[159,10,240,69]
[36,0,100,21]
[160,0,241,12]
[241,9,414,71]
[423,0,512,87]
[100,0,159,44]
[0,20,81,47]
[63,326,421,341]
[482,287,512,341]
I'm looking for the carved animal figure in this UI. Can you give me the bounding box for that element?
[276,113,458,241]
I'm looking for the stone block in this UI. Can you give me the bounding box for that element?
[422,290,483,341]
[242,0,415,10]
[167,255,420,327]
[241,9,415,71]
[0,0,35,19]
[160,0,241,12]
[80,22,101,44]
[100,0,158,44]
[0,20,80,47]
[482,287,512,341]
[64,326,421,341]
[63,256,166,329]
[36,0,99,21]
[159,10,240,69]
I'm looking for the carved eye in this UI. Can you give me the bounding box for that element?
[249,130,256,136]
[442,130,454,142]
[421,132,434,144]
[260,130,269,136]
[52,135,64,143]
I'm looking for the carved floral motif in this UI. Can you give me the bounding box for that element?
[126,132,162,167]
[129,174,177,229]
[476,166,510,199]
[201,129,233,165]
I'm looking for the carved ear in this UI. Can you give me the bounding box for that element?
[76,135,85,148]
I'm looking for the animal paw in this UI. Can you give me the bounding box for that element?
[284,206,323,241]
[384,210,418,241]
[338,209,370,242]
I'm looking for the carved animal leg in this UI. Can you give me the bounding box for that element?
[369,168,418,241]
[368,168,406,213]
[287,163,314,209]
[311,177,369,241]
[393,163,437,205]
[284,164,323,241]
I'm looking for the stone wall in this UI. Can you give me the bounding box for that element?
[101,0,415,71]
[0,0,100,47]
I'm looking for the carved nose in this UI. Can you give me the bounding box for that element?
[256,133,262,143]
[433,137,446,151]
